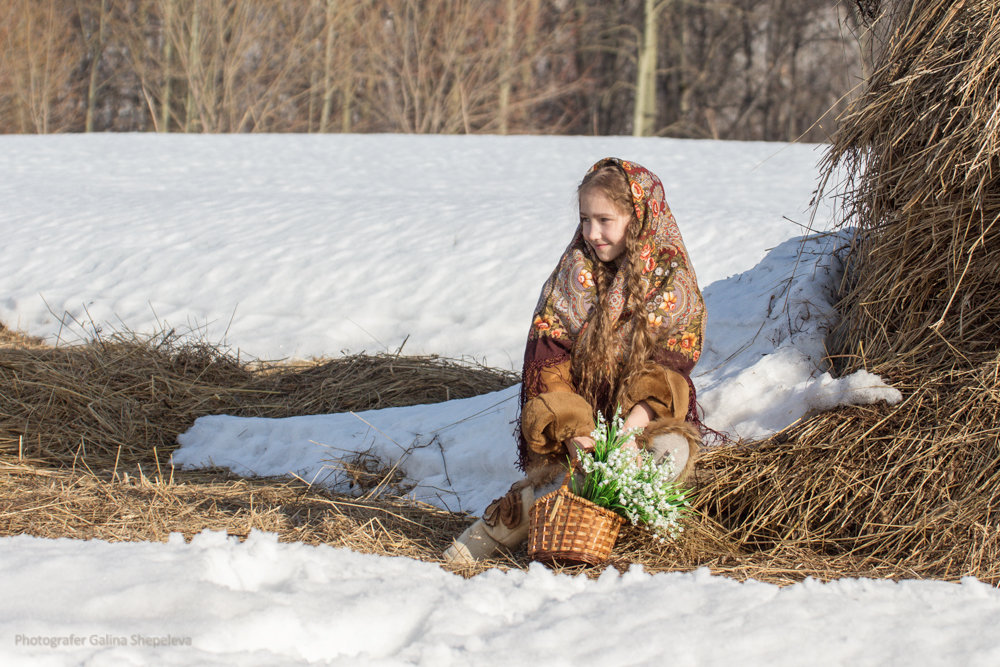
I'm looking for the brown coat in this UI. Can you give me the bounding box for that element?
[518,359,699,488]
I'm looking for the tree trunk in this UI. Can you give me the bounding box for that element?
[319,0,337,133]
[633,0,659,136]
[498,0,517,134]
[84,0,109,132]
[340,1,355,133]
[160,0,174,132]
[184,6,200,132]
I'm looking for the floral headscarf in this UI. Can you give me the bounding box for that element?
[521,157,706,408]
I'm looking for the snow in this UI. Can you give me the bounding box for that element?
[0,133,830,367]
[3,531,1000,666]
[0,133,968,665]
[177,384,521,515]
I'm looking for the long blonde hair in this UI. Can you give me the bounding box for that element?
[570,165,656,415]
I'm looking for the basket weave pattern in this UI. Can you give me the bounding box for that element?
[528,485,625,565]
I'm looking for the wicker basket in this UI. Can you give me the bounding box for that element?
[528,483,625,566]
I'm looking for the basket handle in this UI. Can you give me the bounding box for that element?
[546,494,564,524]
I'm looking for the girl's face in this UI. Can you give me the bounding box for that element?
[579,188,630,263]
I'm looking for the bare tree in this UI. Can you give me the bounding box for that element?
[0,0,82,133]
[633,0,662,136]
[357,0,582,134]
[115,0,320,133]
[0,0,867,140]
[76,0,111,132]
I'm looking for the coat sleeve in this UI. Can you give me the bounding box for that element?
[520,358,593,455]
[521,390,593,455]
[537,358,575,394]
[620,363,690,422]
[622,363,701,483]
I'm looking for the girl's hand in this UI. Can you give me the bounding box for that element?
[622,400,655,432]
[567,436,595,470]
[622,402,653,463]
[620,438,643,465]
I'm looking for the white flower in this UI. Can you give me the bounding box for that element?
[570,405,691,542]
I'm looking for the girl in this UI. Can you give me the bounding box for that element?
[444,157,706,565]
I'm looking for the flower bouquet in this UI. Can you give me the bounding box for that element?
[528,407,691,565]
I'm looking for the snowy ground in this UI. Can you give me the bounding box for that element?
[1,134,979,666]
[0,133,830,367]
[4,531,1000,666]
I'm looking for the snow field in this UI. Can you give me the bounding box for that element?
[2,531,999,666]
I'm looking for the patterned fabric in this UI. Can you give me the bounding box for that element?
[527,157,704,367]
[517,157,706,470]
[517,158,705,470]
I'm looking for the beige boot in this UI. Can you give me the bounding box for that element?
[443,485,534,565]
[442,519,502,565]
[641,418,701,483]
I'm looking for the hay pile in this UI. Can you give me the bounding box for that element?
[828,0,1000,368]
[691,0,1000,583]
[0,324,528,574]
[0,326,517,472]
[0,318,942,583]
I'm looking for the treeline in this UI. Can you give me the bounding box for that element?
[0,0,868,140]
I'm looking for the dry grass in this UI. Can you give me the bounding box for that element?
[673,0,1000,585]
[695,360,1000,583]
[3,317,988,584]
[0,455,471,563]
[0,321,848,584]
[0,323,528,575]
[0,325,517,472]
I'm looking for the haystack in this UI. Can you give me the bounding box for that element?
[0,326,517,472]
[693,0,1000,582]
[0,325,523,574]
